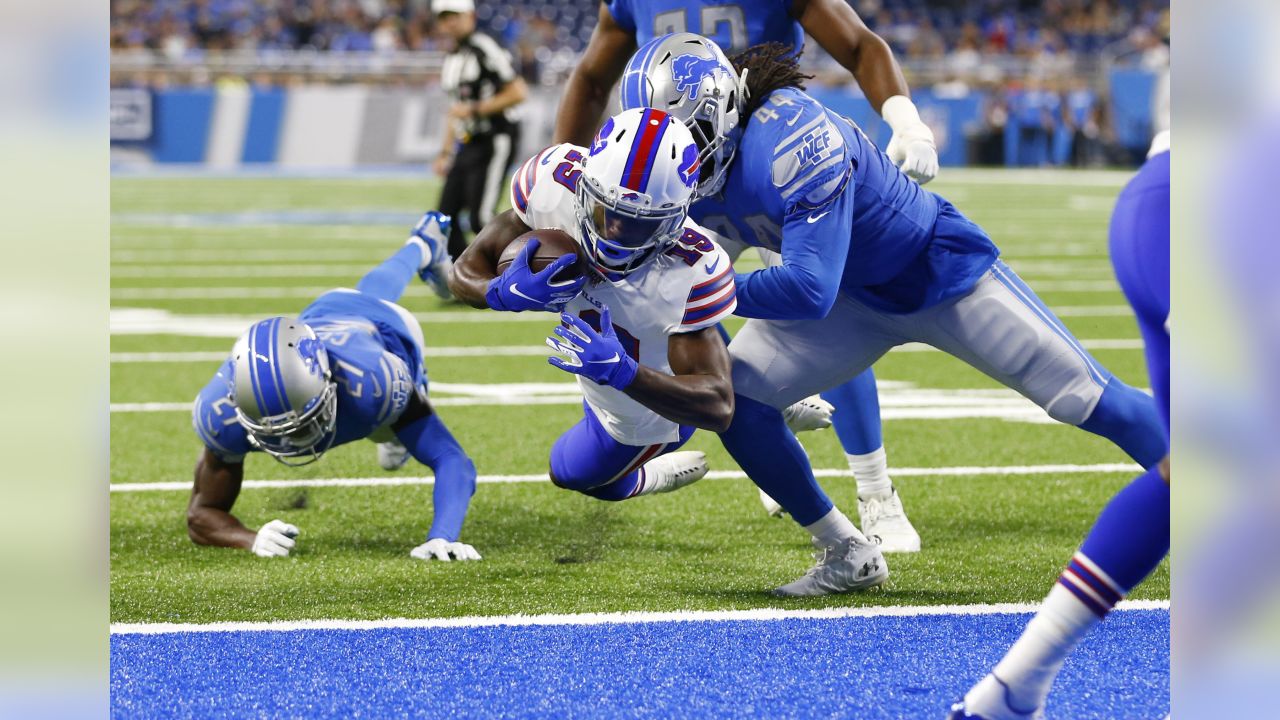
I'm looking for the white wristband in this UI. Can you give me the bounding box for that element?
[880,95,924,134]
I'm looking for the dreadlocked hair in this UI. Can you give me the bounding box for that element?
[730,42,814,116]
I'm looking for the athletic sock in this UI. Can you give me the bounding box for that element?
[718,393,835,526]
[582,471,641,501]
[803,507,869,547]
[1078,379,1168,468]
[847,447,892,499]
[355,244,422,302]
[966,466,1169,715]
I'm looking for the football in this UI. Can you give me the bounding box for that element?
[496,228,584,281]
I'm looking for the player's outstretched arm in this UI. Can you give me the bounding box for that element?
[186,449,252,549]
[447,209,531,308]
[795,0,938,183]
[552,3,637,146]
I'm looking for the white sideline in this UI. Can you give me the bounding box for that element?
[109,463,1141,493]
[110,599,1169,635]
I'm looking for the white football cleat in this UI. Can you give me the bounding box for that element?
[758,488,786,518]
[408,211,454,300]
[859,489,921,553]
[774,535,889,597]
[782,394,834,433]
[376,440,410,471]
[948,674,1045,720]
[635,451,709,495]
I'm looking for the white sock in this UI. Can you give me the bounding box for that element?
[966,583,1103,714]
[406,236,433,270]
[803,507,869,547]
[847,447,892,499]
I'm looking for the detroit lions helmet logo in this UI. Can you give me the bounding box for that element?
[671,53,729,102]
[296,337,328,377]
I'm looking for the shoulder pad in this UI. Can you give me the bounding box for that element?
[510,143,586,226]
[745,90,850,210]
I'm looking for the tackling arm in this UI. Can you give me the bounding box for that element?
[186,449,254,549]
[624,327,735,432]
[447,208,532,307]
[552,4,637,145]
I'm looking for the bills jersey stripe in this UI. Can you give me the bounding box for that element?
[682,291,737,325]
[688,266,734,302]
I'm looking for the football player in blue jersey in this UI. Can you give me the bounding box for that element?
[621,35,1167,596]
[555,0,939,552]
[187,212,482,562]
[948,133,1171,720]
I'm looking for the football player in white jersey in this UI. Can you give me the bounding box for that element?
[449,107,738,501]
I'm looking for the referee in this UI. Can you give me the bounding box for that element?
[434,0,527,260]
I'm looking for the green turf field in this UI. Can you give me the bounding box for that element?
[109,169,1168,624]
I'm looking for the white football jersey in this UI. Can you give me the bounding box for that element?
[510,143,737,446]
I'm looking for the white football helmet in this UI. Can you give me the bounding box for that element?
[574,107,700,277]
[618,32,747,198]
[230,317,338,466]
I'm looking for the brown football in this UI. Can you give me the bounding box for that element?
[496,228,584,281]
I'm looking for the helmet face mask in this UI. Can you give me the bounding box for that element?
[231,318,340,466]
[572,107,699,278]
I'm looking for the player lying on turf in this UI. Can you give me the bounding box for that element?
[555,0,946,553]
[622,35,1168,596]
[187,213,482,562]
[948,133,1172,720]
[449,108,738,501]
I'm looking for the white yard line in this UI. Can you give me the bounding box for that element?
[110,462,1141,493]
[110,598,1168,635]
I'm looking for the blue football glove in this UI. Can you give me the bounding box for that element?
[485,237,586,312]
[545,307,639,390]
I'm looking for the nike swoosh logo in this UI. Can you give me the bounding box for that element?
[806,211,831,224]
[587,353,621,364]
[704,257,721,274]
[786,112,802,127]
[508,283,540,303]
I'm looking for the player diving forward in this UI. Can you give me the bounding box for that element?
[188,214,482,562]
[554,0,944,552]
[622,36,1167,596]
[448,108,739,504]
[949,134,1172,720]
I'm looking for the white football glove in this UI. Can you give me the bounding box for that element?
[410,538,482,562]
[783,395,835,433]
[882,95,939,185]
[251,519,300,558]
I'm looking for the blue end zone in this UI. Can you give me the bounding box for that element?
[111,609,1168,718]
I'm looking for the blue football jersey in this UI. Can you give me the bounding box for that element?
[606,0,804,55]
[193,291,424,462]
[691,87,998,313]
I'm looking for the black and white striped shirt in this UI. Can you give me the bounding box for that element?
[441,31,521,139]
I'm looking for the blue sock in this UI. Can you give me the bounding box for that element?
[356,245,423,303]
[582,473,641,501]
[718,393,834,525]
[821,368,883,456]
[1078,379,1168,469]
[396,412,476,542]
[1072,465,1169,603]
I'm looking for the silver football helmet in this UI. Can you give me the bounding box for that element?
[230,317,338,466]
[618,32,747,198]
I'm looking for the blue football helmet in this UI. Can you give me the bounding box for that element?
[618,32,747,198]
[230,317,338,465]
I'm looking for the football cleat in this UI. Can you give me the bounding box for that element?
[859,489,922,553]
[758,488,786,518]
[408,211,454,299]
[782,394,834,433]
[774,535,889,597]
[635,451,709,495]
[946,675,1045,720]
[376,440,411,471]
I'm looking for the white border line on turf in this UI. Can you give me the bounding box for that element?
[109,463,1141,492]
[110,599,1169,635]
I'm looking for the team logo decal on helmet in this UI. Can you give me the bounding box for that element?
[677,143,700,189]
[671,52,730,102]
[590,117,614,157]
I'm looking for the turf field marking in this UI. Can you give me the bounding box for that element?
[109,462,1142,492]
[109,599,1167,635]
[112,264,375,278]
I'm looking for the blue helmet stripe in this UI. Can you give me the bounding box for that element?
[267,318,292,414]
[253,318,290,417]
[621,36,662,110]
[246,320,270,417]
